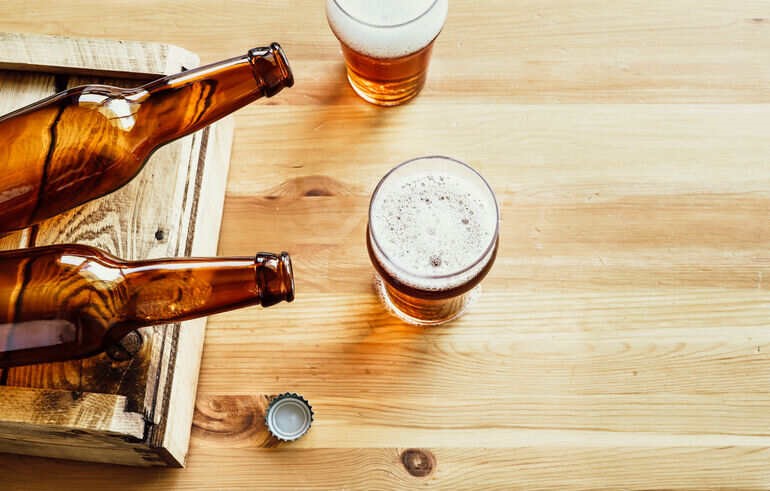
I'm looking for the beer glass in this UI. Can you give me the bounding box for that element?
[326,0,448,106]
[367,156,499,325]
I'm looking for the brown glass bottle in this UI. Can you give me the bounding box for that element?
[0,244,294,368]
[0,43,293,234]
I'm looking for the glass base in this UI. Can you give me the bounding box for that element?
[346,70,425,107]
[374,275,480,326]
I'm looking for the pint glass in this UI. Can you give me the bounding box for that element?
[326,0,448,106]
[367,156,499,325]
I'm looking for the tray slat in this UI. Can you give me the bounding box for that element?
[0,32,199,78]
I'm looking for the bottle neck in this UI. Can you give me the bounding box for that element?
[112,252,294,337]
[137,43,293,142]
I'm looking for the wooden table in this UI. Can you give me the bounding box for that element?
[1,1,770,489]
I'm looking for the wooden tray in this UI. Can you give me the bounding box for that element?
[0,32,234,467]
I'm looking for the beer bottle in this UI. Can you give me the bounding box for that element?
[0,43,294,234]
[0,244,294,368]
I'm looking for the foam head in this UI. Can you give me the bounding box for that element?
[369,156,499,291]
[326,0,449,59]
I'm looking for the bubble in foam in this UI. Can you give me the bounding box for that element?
[326,0,448,59]
[370,170,497,290]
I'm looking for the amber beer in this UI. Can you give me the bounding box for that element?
[326,0,448,106]
[0,244,294,368]
[367,156,499,325]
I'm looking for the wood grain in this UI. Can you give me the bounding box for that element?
[1,0,770,488]
[0,386,144,437]
[0,386,156,467]
[3,447,770,490]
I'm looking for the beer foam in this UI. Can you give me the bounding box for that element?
[370,168,498,291]
[326,0,448,59]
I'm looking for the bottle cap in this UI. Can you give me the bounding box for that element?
[265,393,314,441]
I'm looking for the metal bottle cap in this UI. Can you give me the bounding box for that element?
[265,393,314,441]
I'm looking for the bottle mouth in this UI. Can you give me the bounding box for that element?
[280,251,295,303]
[248,42,294,97]
[254,251,295,307]
[270,43,294,88]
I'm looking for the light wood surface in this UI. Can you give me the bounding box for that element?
[0,33,234,467]
[1,0,770,488]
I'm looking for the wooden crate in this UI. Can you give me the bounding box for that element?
[0,32,234,467]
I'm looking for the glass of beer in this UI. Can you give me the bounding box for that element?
[326,0,448,106]
[367,156,499,326]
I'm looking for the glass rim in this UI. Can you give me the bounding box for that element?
[368,155,500,281]
[331,0,441,29]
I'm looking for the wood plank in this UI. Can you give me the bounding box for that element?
[0,32,199,78]
[0,387,154,466]
[0,70,56,112]
[2,447,770,490]
[0,386,143,437]
[154,116,235,465]
[223,104,770,199]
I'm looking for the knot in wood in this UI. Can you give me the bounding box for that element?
[401,448,435,477]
